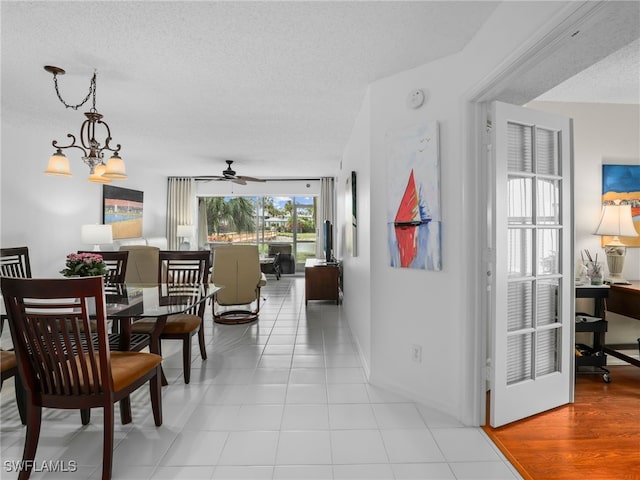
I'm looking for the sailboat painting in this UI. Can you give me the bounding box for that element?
[386,121,441,270]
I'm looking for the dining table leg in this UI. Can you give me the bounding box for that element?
[118,318,133,424]
[150,316,169,386]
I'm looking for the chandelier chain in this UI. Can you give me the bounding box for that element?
[52,72,97,111]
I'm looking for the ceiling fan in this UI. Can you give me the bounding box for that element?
[199,160,266,185]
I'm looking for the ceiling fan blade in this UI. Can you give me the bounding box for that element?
[232,178,247,185]
[237,176,266,183]
[195,176,226,182]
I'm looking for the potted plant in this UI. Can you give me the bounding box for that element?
[60,252,107,277]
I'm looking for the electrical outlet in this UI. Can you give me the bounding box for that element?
[411,344,422,363]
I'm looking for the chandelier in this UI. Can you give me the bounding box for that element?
[44,66,127,183]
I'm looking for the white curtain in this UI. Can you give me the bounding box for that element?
[198,198,208,250]
[316,177,336,256]
[167,177,194,250]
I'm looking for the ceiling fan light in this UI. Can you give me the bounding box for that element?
[103,153,127,179]
[88,163,111,183]
[44,150,72,177]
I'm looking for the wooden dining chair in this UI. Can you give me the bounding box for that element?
[77,250,129,284]
[76,250,150,355]
[1,246,32,329]
[1,276,163,480]
[0,349,27,425]
[0,246,31,425]
[130,250,210,383]
[0,246,32,279]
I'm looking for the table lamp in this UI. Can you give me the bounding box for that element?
[177,224,193,251]
[81,224,113,251]
[593,202,639,284]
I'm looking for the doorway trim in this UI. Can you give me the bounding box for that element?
[461,1,615,426]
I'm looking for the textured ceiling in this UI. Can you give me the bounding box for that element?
[535,36,640,104]
[1,1,638,181]
[1,1,499,179]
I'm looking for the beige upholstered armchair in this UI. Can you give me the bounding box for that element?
[212,244,266,324]
[119,245,160,284]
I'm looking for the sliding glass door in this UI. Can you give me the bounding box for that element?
[200,195,317,267]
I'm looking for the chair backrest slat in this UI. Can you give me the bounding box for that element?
[0,247,32,279]
[158,251,210,316]
[159,251,210,285]
[1,276,111,398]
[77,250,128,284]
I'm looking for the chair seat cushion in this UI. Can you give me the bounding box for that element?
[0,350,17,372]
[131,314,201,335]
[70,352,162,392]
[110,352,162,391]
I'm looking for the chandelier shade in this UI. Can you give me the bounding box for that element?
[44,66,127,183]
[103,153,127,179]
[88,164,111,183]
[44,150,72,177]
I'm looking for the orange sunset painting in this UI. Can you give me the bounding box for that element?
[602,164,640,247]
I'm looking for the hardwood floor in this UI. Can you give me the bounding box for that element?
[483,365,640,480]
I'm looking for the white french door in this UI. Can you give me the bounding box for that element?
[489,101,574,427]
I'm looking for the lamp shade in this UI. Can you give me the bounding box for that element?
[593,204,638,238]
[103,153,127,179]
[88,163,111,183]
[44,151,72,177]
[81,224,113,249]
[176,225,193,237]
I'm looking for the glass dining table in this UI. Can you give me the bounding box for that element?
[106,283,222,373]
[105,282,222,351]
[105,282,222,424]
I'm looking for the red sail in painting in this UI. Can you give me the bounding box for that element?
[394,170,422,268]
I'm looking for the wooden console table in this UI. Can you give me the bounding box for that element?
[604,281,640,368]
[305,258,341,305]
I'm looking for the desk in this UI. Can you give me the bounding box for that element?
[305,259,341,305]
[604,281,640,368]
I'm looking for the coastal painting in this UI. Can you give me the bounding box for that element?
[386,121,441,270]
[602,164,640,247]
[103,185,144,239]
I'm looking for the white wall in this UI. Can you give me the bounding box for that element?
[341,1,575,423]
[528,101,640,350]
[338,88,372,376]
[1,120,168,277]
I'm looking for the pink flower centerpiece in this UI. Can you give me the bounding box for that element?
[60,252,107,277]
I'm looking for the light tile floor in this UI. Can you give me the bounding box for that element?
[0,274,522,479]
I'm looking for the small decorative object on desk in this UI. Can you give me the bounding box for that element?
[575,262,589,285]
[587,261,604,285]
[60,252,106,277]
[581,249,604,285]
